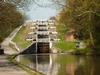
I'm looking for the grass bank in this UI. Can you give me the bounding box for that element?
[12,26,32,49]
[55,40,76,52]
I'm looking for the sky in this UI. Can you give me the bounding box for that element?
[25,2,58,20]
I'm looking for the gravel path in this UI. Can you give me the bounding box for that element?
[0,55,29,75]
[1,26,22,55]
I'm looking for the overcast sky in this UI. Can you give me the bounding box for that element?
[25,4,57,20]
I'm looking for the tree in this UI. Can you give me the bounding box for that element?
[58,0,100,50]
[4,0,65,9]
[5,0,34,10]
[0,2,24,43]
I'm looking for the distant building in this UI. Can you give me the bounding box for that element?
[65,29,75,41]
[49,16,56,21]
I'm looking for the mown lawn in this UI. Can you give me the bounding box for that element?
[12,26,32,49]
[55,40,76,52]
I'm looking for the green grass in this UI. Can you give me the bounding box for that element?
[55,23,76,52]
[12,26,32,49]
[55,40,76,52]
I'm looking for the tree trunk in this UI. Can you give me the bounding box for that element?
[89,31,95,48]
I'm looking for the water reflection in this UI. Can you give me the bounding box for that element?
[16,54,58,75]
[15,54,100,75]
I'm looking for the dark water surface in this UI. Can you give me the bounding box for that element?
[15,54,100,75]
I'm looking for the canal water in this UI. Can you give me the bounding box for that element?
[15,54,100,75]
